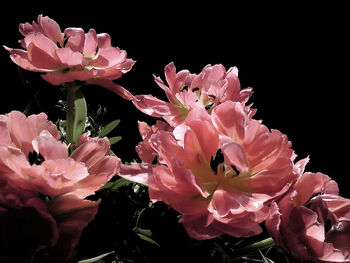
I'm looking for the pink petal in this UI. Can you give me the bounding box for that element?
[4,46,41,72]
[132,94,173,116]
[55,48,87,67]
[32,130,68,161]
[118,162,153,185]
[88,79,135,100]
[92,47,126,68]
[211,101,247,142]
[83,29,98,58]
[27,42,61,70]
[70,136,110,169]
[42,69,98,85]
[27,112,60,140]
[97,33,111,48]
[0,119,11,146]
[37,14,64,46]
[221,139,249,172]
[48,193,99,216]
[64,27,85,52]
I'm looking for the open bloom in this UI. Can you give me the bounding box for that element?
[132,62,255,126]
[120,101,295,239]
[4,14,135,99]
[266,171,350,262]
[0,111,120,262]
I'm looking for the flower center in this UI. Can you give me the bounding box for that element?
[28,151,45,165]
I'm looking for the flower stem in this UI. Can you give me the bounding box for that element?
[232,237,275,259]
[65,83,87,146]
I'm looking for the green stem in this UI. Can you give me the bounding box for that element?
[64,83,87,146]
[66,85,78,144]
[232,237,275,259]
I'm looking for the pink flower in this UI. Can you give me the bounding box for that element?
[132,62,255,127]
[4,14,135,99]
[120,101,295,239]
[0,111,120,262]
[266,171,350,262]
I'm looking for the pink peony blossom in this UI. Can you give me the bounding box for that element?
[120,101,295,239]
[266,171,350,262]
[0,111,120,262]
[132,62,255,127]
[4,14,135,99]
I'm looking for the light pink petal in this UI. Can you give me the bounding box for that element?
[119,58,136,73]
[0,145,30,176]
[70,136,110,169]
[55,48,87,67]
[83,29,98,58]
[118,162,153,185]
[42,69,98,85]
[211,101,247,142]
[88,79,135,100]
[221,139,249,172]
[183,120,219,166]
[64,27,85,52]
[97,33,111,48]
[27,112,60,140]
[0,119,11,146]
[132,94,173,116]
[37,14,64,45]
[294,172,336,206]
[27,42,61,70]
[32,130,68,160]
[91,47,126,68]
[5,111,37,155]
[4,46,42,72]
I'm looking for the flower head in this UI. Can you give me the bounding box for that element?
[4,14,135,99]
[266,171,350,262]
[120,102,295,239]
[0,111,120,261]
[132,62,255,127]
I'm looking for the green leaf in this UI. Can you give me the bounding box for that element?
[98,119,120,138]
[109,136,122,145]
[135,228,152,237]
[103,177,133,191]
[78,251,114,263]
[136,233,160,247]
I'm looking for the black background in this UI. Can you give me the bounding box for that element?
[0,3,348,196]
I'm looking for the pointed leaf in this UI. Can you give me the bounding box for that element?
[98,119,120,137]
[78,251,114,263]
[109,136,122,145]
[136,233,160,247]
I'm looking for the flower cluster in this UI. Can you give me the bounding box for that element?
[120,63,350,261]
[1,14,349,263]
